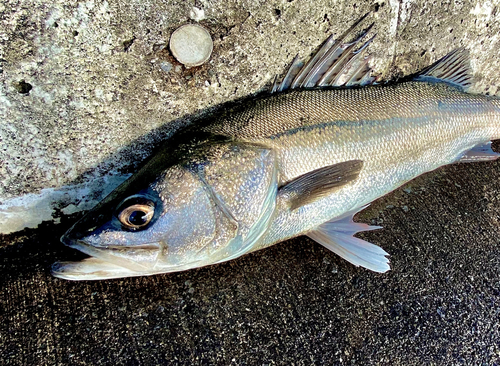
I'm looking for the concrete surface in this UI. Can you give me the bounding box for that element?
[2,0,500,233]
[1,0,500,364]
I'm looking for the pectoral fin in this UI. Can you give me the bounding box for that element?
[280,160,363,210]
[307,205,390,273]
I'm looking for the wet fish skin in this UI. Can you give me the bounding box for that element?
[203,81,500,248]
[52,19,500,280]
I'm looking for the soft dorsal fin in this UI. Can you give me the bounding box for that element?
[271,13,377,93]
[279,160,363,210]
[414,48,472,91]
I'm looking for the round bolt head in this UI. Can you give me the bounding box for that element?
[169,24,213,67]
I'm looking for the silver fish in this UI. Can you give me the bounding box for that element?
[52,15,500,280]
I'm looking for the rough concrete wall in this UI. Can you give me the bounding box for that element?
[0,1,499,233]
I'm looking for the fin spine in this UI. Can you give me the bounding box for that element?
[271,12,376,93]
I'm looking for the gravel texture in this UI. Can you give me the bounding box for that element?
[1,0,500,365]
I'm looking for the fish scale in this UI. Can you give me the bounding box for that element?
[207,82,499,185]
[204,79,500,256]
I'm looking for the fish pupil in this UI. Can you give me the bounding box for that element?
[128,210,147,226]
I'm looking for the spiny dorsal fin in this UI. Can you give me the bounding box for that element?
[279,160,363,210]
[414,48,472,90]
[271,13,377,93]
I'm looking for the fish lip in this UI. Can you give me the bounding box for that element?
[60,228,78,247]
[61,237,203,272]
[61,231,161,252]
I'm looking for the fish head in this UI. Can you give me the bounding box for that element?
[53,142,277,280]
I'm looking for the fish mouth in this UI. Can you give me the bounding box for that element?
[53,235,205,280]
[52,236,165,280]
[51,257,152,281]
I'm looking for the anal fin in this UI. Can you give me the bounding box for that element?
[458,141,500,163]
[306,205,390,273]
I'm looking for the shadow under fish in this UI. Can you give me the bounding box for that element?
[52,13,500,280]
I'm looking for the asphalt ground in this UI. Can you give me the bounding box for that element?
[2,156,500,365]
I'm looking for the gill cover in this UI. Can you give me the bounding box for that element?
[198,143,278,263]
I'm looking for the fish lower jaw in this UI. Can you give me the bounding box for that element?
[51,257,153,280]
[53,239,163,280]
[53,240,209,280]
[51,257,209,280]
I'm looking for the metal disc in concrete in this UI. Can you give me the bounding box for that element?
[169,24,213,67]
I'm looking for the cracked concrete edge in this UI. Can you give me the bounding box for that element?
[0,172,130,234]
[1,0,499,234]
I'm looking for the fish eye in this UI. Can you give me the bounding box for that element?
[116,195,155,231]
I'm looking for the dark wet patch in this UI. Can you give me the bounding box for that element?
[14,80,32,94]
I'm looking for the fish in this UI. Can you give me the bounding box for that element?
[52,14,500,280]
